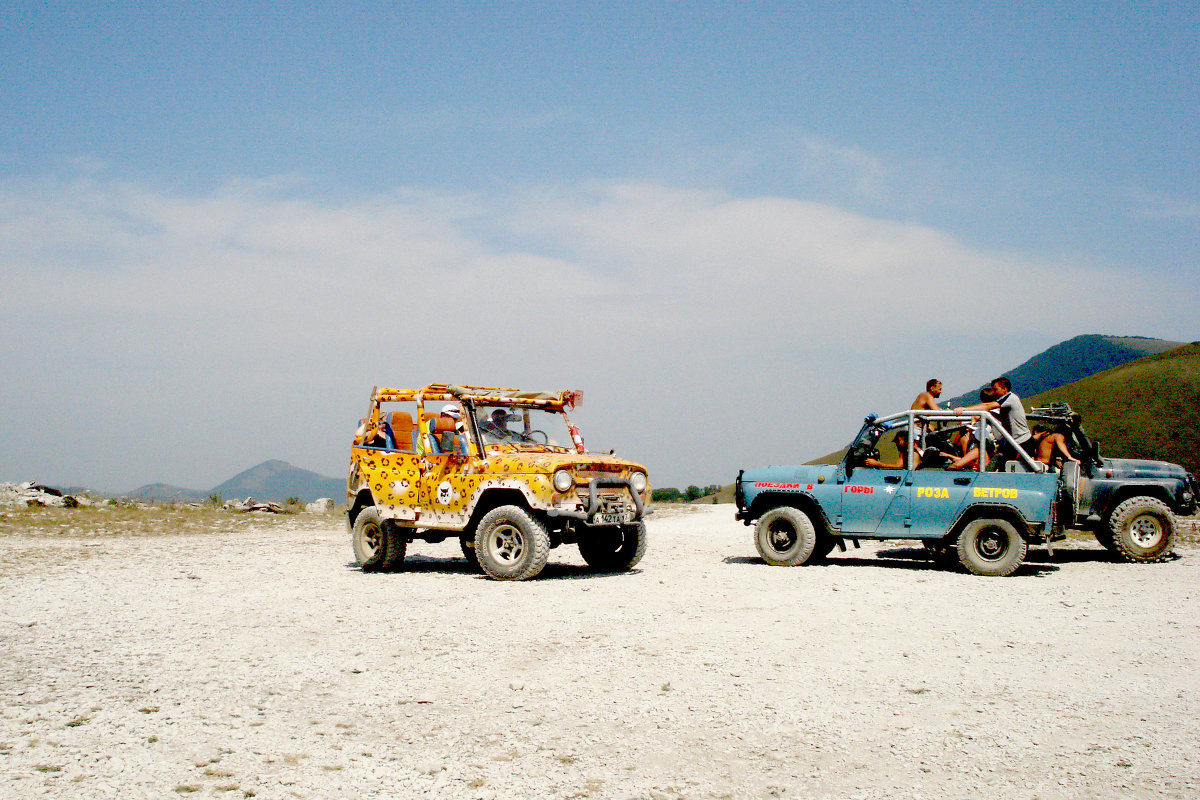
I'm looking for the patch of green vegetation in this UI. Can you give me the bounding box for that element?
[944,334,1184,409]
[0,504,337,540]
[807,341,1199,473]
[653,484,728,503]
[1028,342,1200,475]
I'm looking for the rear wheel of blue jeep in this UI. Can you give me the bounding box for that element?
[1108,496,1175,563]
[754,507,817,566]
[956,518,1026,576]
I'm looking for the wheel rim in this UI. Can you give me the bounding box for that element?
[1129,514,1164,548]
[974,527,1009,561]
[362,522,382,558]
[487,523,525,565]
[767,519,797,554]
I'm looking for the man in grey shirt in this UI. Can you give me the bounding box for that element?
[954,376,1037,463]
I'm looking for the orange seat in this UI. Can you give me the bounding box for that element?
[427,415,463,454]
[389,411,415,453]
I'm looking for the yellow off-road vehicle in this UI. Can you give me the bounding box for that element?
[347,384,651,580]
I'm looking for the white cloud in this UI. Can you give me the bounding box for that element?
[797,136,892,201]
[0,174,1193,490]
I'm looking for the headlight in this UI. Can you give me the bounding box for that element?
[630,472,648,493]
[553,469,574,493]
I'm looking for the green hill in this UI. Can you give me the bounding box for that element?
[125,483,208,502]
[1027,342,1200,475]
[944,334,1184,408]
[210,460,344,503]
[123,460,344,504]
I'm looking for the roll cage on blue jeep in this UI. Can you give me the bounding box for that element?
[734,405,1184,576]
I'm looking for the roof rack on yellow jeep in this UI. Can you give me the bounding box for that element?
[372,384,582,409]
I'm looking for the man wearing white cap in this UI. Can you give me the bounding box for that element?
[428,403,467,455]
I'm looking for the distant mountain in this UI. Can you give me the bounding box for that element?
[125,483,208,502]
[944,334,1184,408]
[801,333,1195,470]
[209,459,344,503]
[1028,342,1200,475]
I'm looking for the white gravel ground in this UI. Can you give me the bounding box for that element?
[2,505,1198,800]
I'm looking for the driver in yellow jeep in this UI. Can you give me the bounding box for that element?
[479,407,534,443]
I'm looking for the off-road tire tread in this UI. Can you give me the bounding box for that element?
[579,521,647,572]
[381,524,407,572]
[353,507,387,573]
[1108,496,1175,563]
[754,506,817,566]
[475,505,551,581]
[955,518,1026,577]
[811,532,837,562]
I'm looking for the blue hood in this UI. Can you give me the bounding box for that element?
[741,463,837,486]
[1103,458,1187,480]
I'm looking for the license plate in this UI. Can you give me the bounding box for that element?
[595,512,632,526]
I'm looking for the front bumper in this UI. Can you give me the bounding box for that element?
[1180,473,1199,515]
[547,477,646,525]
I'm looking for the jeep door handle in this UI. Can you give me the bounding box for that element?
[954,477,971,485]
[884,475,901,484]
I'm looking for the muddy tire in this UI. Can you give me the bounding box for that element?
[579,521,647,572]
[475,505,551,581]
[754,507,817,566]
[811,531,838,561]
[956,518,1026,576]
[352,507,387,572]
[381,525,407,572]
[1108,496,1175,563]
[1093,527,1116,551]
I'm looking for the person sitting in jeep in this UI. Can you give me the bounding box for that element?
[955,377,1035,466]
[355,415,394,449]
[479,408,519,441]
[479,406,540,445]
[1031,426,1080,469]
[945,434,992,471]
[864,430,918,469]
[427,404,467,455]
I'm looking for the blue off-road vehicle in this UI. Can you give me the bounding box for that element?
[734,406,1197,576]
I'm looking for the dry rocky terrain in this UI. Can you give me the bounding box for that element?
[1,504,1198,799]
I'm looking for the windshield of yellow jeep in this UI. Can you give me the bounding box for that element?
[475,404,574,452]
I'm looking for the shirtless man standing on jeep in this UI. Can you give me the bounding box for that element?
[911,378,944,411]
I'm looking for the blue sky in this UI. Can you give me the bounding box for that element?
[1,2,1197,491]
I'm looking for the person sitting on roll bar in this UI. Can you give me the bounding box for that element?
[954,376,1037,466]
